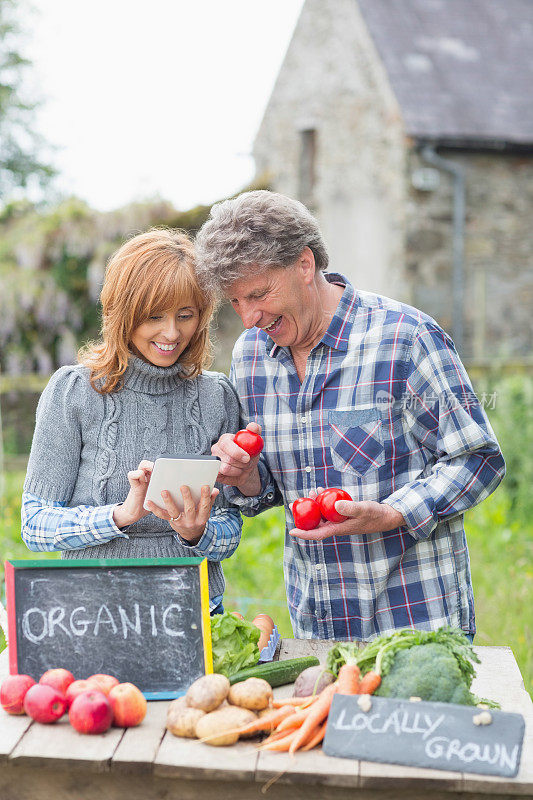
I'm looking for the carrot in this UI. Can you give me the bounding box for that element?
[261,725,300,744]
[336,663,361,695]
[233,704,295,736]
[275,708,309,732]
[288,682,337,756]
[271,696,317,708]
[301,719,327,751]
[259,730,298,751]
[357,670,381,695]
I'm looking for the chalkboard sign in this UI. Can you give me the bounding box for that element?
[323,694,525,778]
[5,558,213,700]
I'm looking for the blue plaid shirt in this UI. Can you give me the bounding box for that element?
[226,274,505,641]
[21,492,242,563]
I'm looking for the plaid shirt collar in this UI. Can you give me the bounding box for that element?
[266,272,356,358]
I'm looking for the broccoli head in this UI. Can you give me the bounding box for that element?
[375,643,476,705]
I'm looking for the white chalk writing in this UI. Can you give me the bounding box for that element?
[21,603,184,641]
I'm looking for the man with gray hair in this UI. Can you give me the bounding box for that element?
[197,190,505,641]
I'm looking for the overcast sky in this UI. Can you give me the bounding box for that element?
[25,0,304,211]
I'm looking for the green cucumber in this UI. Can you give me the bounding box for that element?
[228,656,320,687]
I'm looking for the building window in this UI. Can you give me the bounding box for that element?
[298,129,317,208]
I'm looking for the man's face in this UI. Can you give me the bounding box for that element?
[226,260,315,349]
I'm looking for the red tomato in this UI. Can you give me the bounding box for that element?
[316,488,353,523]
[292,497,322,530]
[233,429,264,457]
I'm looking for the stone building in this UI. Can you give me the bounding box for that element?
[253,0,533,359]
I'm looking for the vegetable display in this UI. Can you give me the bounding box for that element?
[210,611,261,677]
[325,627,498,707]
[166,626,500,755]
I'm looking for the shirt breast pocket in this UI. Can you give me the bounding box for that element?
[328,408,385,477]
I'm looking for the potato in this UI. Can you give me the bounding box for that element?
[293,666,335,698]
[186,674,230,712]
[229,707,258,739]
[195,705,256,746]
[228,677,273,710]
[166,697,205,738]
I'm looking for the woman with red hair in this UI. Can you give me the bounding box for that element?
[21,228,241,614]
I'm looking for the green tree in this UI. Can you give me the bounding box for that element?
[0,0,54,197]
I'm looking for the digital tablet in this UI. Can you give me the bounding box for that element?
[143,456,220,512]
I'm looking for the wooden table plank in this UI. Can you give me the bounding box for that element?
[256,748,359,788]
[154,734,259,782]
[111,701,168,774]
[0,709,34,762]
[471,646,530,701]
[255,675,359,788]
[359,760,463,792]
[278,638,334,665]
[0,653,34,761]
[9,714,125,771]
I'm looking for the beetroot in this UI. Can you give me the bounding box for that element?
[293,665,335,697]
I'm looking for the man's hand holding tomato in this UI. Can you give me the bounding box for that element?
[211,422,264,496]
[289,486,405,541]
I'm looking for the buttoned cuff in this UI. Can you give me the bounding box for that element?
[109,504,133,536]
[223,461,277,515]
[382,485,438,541]
[175,521,218,557]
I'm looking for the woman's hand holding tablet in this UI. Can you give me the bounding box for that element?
[146,484,219,544]
[142,456,221,543]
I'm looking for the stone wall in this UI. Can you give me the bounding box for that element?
[253,0,408,299]
[406,149,533,359]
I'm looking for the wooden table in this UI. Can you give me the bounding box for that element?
[1,641,532,799]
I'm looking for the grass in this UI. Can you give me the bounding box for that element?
[1,470,531,695]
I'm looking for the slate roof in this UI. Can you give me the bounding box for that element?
[357,0,533,146]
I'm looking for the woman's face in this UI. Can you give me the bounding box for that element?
[130,304,200,367]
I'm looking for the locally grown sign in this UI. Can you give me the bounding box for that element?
[323,694,525,778]
[5,558,213,699]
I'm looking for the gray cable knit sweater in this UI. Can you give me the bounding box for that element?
[23,357,242,603]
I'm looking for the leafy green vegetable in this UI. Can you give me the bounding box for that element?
[326,627,500,707]
[326,627,480,687]
[210,611,260,677]
[325,642,361,676]
[375,642,477,705]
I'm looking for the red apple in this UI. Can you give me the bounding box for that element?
[109,682,147,727]
[39,668,75,696]
[23,684,66,723]
[65,678,99,708]
[69,690,113,734]
[0,674,36,715]
[87,673,119,696]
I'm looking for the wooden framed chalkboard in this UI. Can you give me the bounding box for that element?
[5,557,213,700]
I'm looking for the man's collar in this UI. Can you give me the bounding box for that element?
[265,272,358,357]
[319,273,358,352]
